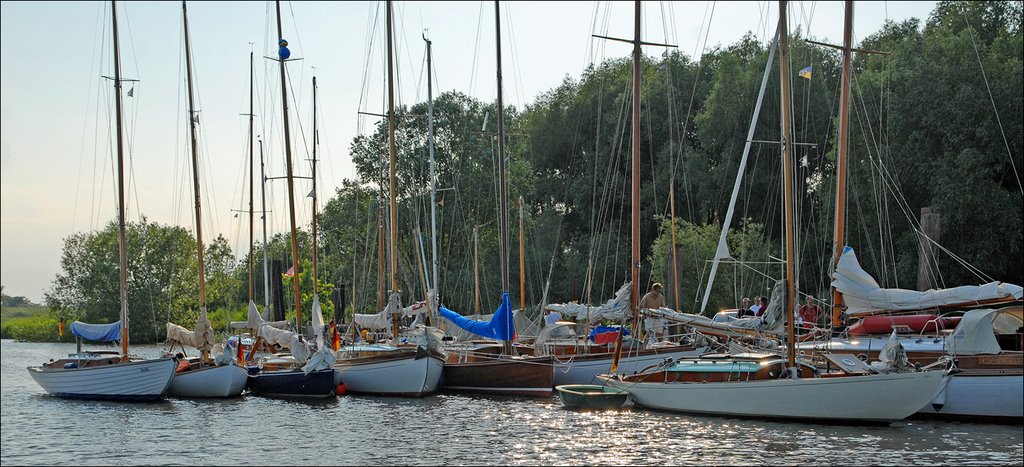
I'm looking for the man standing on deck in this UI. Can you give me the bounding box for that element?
[640,283,667,342]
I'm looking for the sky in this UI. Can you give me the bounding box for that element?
[0,1,938,304]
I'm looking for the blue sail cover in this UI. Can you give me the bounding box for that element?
[439,292,516,341]
[70,320,122,342]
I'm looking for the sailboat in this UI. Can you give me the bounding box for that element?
[599,0,949,423]
[793,0,1022,422]
[26,0,177,401]
[331,0,445,397]
[161,0,249,399]
[246,0,336,399]
[437,0,554,398]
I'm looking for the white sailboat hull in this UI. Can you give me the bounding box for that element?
[552,347,706,386]
[27,358,177,401]
[333,352,444,397]
[601,370,949,422]
[167,364,249,398]
[919,373,1023,419]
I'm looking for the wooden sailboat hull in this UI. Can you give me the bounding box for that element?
[248,368,335,398]
[552,346,706,386]
[441,355,554,397]
[27,357,176,401]
[600,369,949,422]
[167,363,249,398]
[333,349,444,397]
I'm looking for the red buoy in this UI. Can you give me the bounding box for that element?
[335,383,348,396]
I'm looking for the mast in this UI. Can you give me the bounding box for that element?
[494,1,509,294]
[248,51,255,303]
[424,32,439,321]
[259,138,270,312]
[611,0,642,374]
[473,226,481,314]
[830,0,853,328]
[494,0,513,354]
[669,185,679,311]
[275,0,302,331]
[779,0,798,370]
[311,75,319,291]
[111,0,129,358]
[386,0,400,340]
[518,196,526,312]
[182,1,207,312]
[182,0,209,361]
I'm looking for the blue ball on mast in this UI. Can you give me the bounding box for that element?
[278,39,290,60]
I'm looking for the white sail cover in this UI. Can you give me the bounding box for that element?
[311,295,326,350]
[544,282,631,324]
[164,307,215,352]
[193,307,215,352]
[646,280,787,339]
[165,322,199,348]
[833,246,1023,317]
[229,301,289,330]
[945,307,1023,355]
[354,299,430,331]
[301,346,335,374]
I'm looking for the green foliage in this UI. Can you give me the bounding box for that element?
[649,217,778,315]
[36,1,1022,344]
[44,218,244,344]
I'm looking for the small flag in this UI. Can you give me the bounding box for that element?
[330,322,340,351]
[127,86,134,97]
[236,338,244,362]
[59,317,64,338]
[798,66,812,80]
[285,266,295,277]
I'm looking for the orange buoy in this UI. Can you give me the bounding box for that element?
[335,383,348,396]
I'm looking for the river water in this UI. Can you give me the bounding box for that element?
[1,339,1021,465]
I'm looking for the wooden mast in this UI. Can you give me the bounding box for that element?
[424,32,439,324]
[830,0,854,328]
[386,0,401,340]
[494,0,513,354]
[473,226,481,314]
[494,1,509,295]
[182,0,209,361]
[111,0,129,358]
[311,75,319,292]
[518,196,526,313]
[778,0,798,370]
[610,0,642,374]
[275,0,303,331]
[248,51,255,303]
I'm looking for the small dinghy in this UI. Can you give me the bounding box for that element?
[556,384,629,410]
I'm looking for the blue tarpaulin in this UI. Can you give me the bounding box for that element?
[70,320,122,342]
[439,292,516,341]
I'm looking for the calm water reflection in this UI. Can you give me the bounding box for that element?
[2,340,1020,465]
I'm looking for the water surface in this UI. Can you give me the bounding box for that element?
[2,340,1020,465]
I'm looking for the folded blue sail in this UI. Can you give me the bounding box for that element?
[439,292,516,341]
[70,320,122,342]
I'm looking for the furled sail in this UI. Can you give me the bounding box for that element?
[439,292,516,341]
[833,246,1023,317]
[544,282,631,324]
